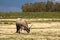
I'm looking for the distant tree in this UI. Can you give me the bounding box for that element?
[55,2,60,11]
[22,1,60,12]
[22,4,29,12]
[34,2,46,12]
[46,1,54,12]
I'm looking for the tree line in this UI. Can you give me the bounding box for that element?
[22,1,60,12]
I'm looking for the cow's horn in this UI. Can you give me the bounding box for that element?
[29,24,33,28]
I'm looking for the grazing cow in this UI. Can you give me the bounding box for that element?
[16,18,30,33]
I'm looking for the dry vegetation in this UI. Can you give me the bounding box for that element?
[0,21,60,40]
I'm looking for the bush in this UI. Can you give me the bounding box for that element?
[4,21,8,24]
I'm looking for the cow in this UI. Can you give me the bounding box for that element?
[16,18,30,34]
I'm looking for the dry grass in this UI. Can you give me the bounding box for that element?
[0,22,60,40]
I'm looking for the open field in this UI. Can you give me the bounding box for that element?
[0,18,60,25]
[0,22,60,40]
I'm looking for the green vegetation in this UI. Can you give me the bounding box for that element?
[0,21,14,24]
[4,21,8,24]
[0,12,60,19]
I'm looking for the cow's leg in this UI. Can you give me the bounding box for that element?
[16,24,18,33]
[18,26,20,34]
[16,24,20,33]
[20,28,22,31]
[20,26,23,31]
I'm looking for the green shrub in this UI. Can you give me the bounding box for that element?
[4,22,8,24]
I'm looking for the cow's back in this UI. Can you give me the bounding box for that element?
[16,18,28,27]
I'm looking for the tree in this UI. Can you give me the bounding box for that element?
[55,2,60,11]
[22,1,60,12]
[46,1,54,12]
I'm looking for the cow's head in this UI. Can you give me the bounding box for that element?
[24,27,30,33]
[24,24,32,33]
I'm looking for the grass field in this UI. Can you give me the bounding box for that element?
[0,12,60,19]
[0,22,60,40]
[0,12,60,40]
